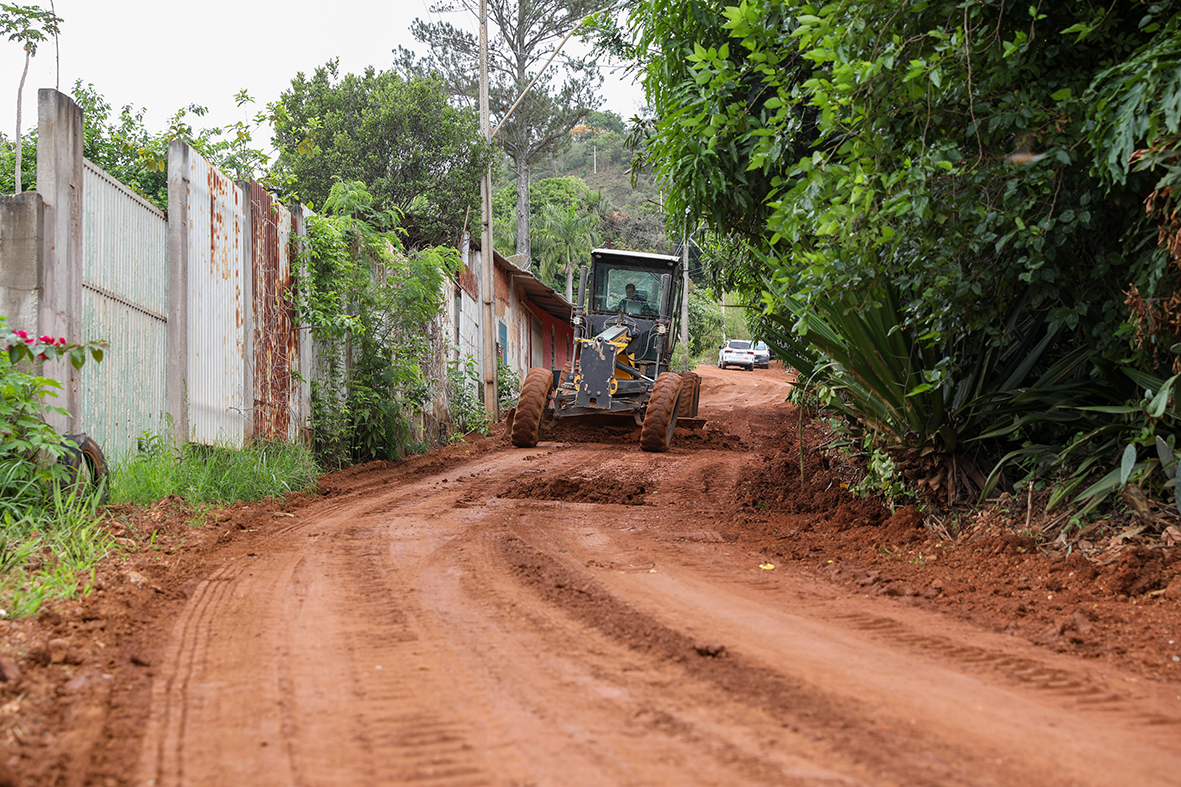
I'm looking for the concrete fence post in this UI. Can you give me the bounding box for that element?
[35,88,84,434]
[166,139,190,445]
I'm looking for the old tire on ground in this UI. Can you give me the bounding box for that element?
[677,372,700,419]
[640,372,683,453]
[510,368,553,448]
[60,433,110,504]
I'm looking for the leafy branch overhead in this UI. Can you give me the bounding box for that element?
[605,0,1181,515]
[271,61,493,247]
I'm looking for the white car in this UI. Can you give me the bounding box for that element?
[718,339,755,370]
[752,341,771,369]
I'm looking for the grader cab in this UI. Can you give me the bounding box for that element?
[510,248,702,452]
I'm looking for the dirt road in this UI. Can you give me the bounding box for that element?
[9,365,1181,786]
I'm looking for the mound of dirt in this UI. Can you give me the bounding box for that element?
[499,474,649,505]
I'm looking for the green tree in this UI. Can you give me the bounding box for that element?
[272,61,494,246]
[585,110,625,135]
[686,284,723,358]
[401,0,610,265]
[1,2,60,192]
[535,203,599,300]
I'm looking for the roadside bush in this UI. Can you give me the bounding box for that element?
[0,317,110,617]
[1,317,107,504]
[293,180,460,467]
[445,353,490,439]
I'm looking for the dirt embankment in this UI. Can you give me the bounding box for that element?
[2,364,1180,786]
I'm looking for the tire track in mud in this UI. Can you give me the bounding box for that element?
[827,611,1181,727]
[138,508,503,787]
[305,526,495,787]
[488,473,1181,787]
[419,521,861,787]
[489,529,1027,787]
[138,562,250,787]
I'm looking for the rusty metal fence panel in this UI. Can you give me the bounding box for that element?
[79,160,168,457]
[184,151,249,447]
[248,184,302,442]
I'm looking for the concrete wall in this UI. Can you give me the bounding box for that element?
[0,193,49,333]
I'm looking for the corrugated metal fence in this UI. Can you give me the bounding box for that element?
[79,160,169,457]
[8,89,482,461]
[181,152,250,447]
[73,138,313,455]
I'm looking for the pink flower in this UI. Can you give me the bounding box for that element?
[23,337,34,344]
[56,337,67,347]
[36,352,46,361]
[38,335,53,344]
[14,330,27,339]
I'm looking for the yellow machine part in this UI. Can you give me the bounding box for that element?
[614,351,636,380]
[575,329,636,380]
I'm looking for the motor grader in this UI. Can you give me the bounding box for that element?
[510,248,701,452]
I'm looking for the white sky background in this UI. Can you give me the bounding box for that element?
[0,0,645,147]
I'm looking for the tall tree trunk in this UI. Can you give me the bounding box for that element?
[515,161,530,269]
[14,49,29,194]
[565,257,573,302]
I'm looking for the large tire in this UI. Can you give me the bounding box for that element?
[558,360,574,388]
[677,372,700,419]
[510,368,553,448]
[640,372,683,453]
[60,433,110,504]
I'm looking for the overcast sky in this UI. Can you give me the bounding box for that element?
[0,0,644,145]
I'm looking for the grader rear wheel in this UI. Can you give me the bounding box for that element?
[677,372,700,419]
[510,368,553,448]
[640,372,683,453]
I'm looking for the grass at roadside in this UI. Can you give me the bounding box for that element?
[0,484,112,618]
[111,437,320,508]
[0,439,320,619]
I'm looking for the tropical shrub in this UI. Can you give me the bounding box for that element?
[1,317,106,502]
[292,181,460,467]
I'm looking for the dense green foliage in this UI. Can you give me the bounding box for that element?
[603,0,1181,511]
[272,61,493,247]
[535,202,600,300]
[293,181,460,466]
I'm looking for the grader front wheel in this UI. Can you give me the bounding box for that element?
[510,368,553,448]
[640,372,683,453]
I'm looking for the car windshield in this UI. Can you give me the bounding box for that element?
[728,341,751,350]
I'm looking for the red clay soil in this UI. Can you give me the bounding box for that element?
[2,364,1180,786]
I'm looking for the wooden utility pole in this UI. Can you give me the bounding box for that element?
[681,220,690,369]
[479,0,498,418]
